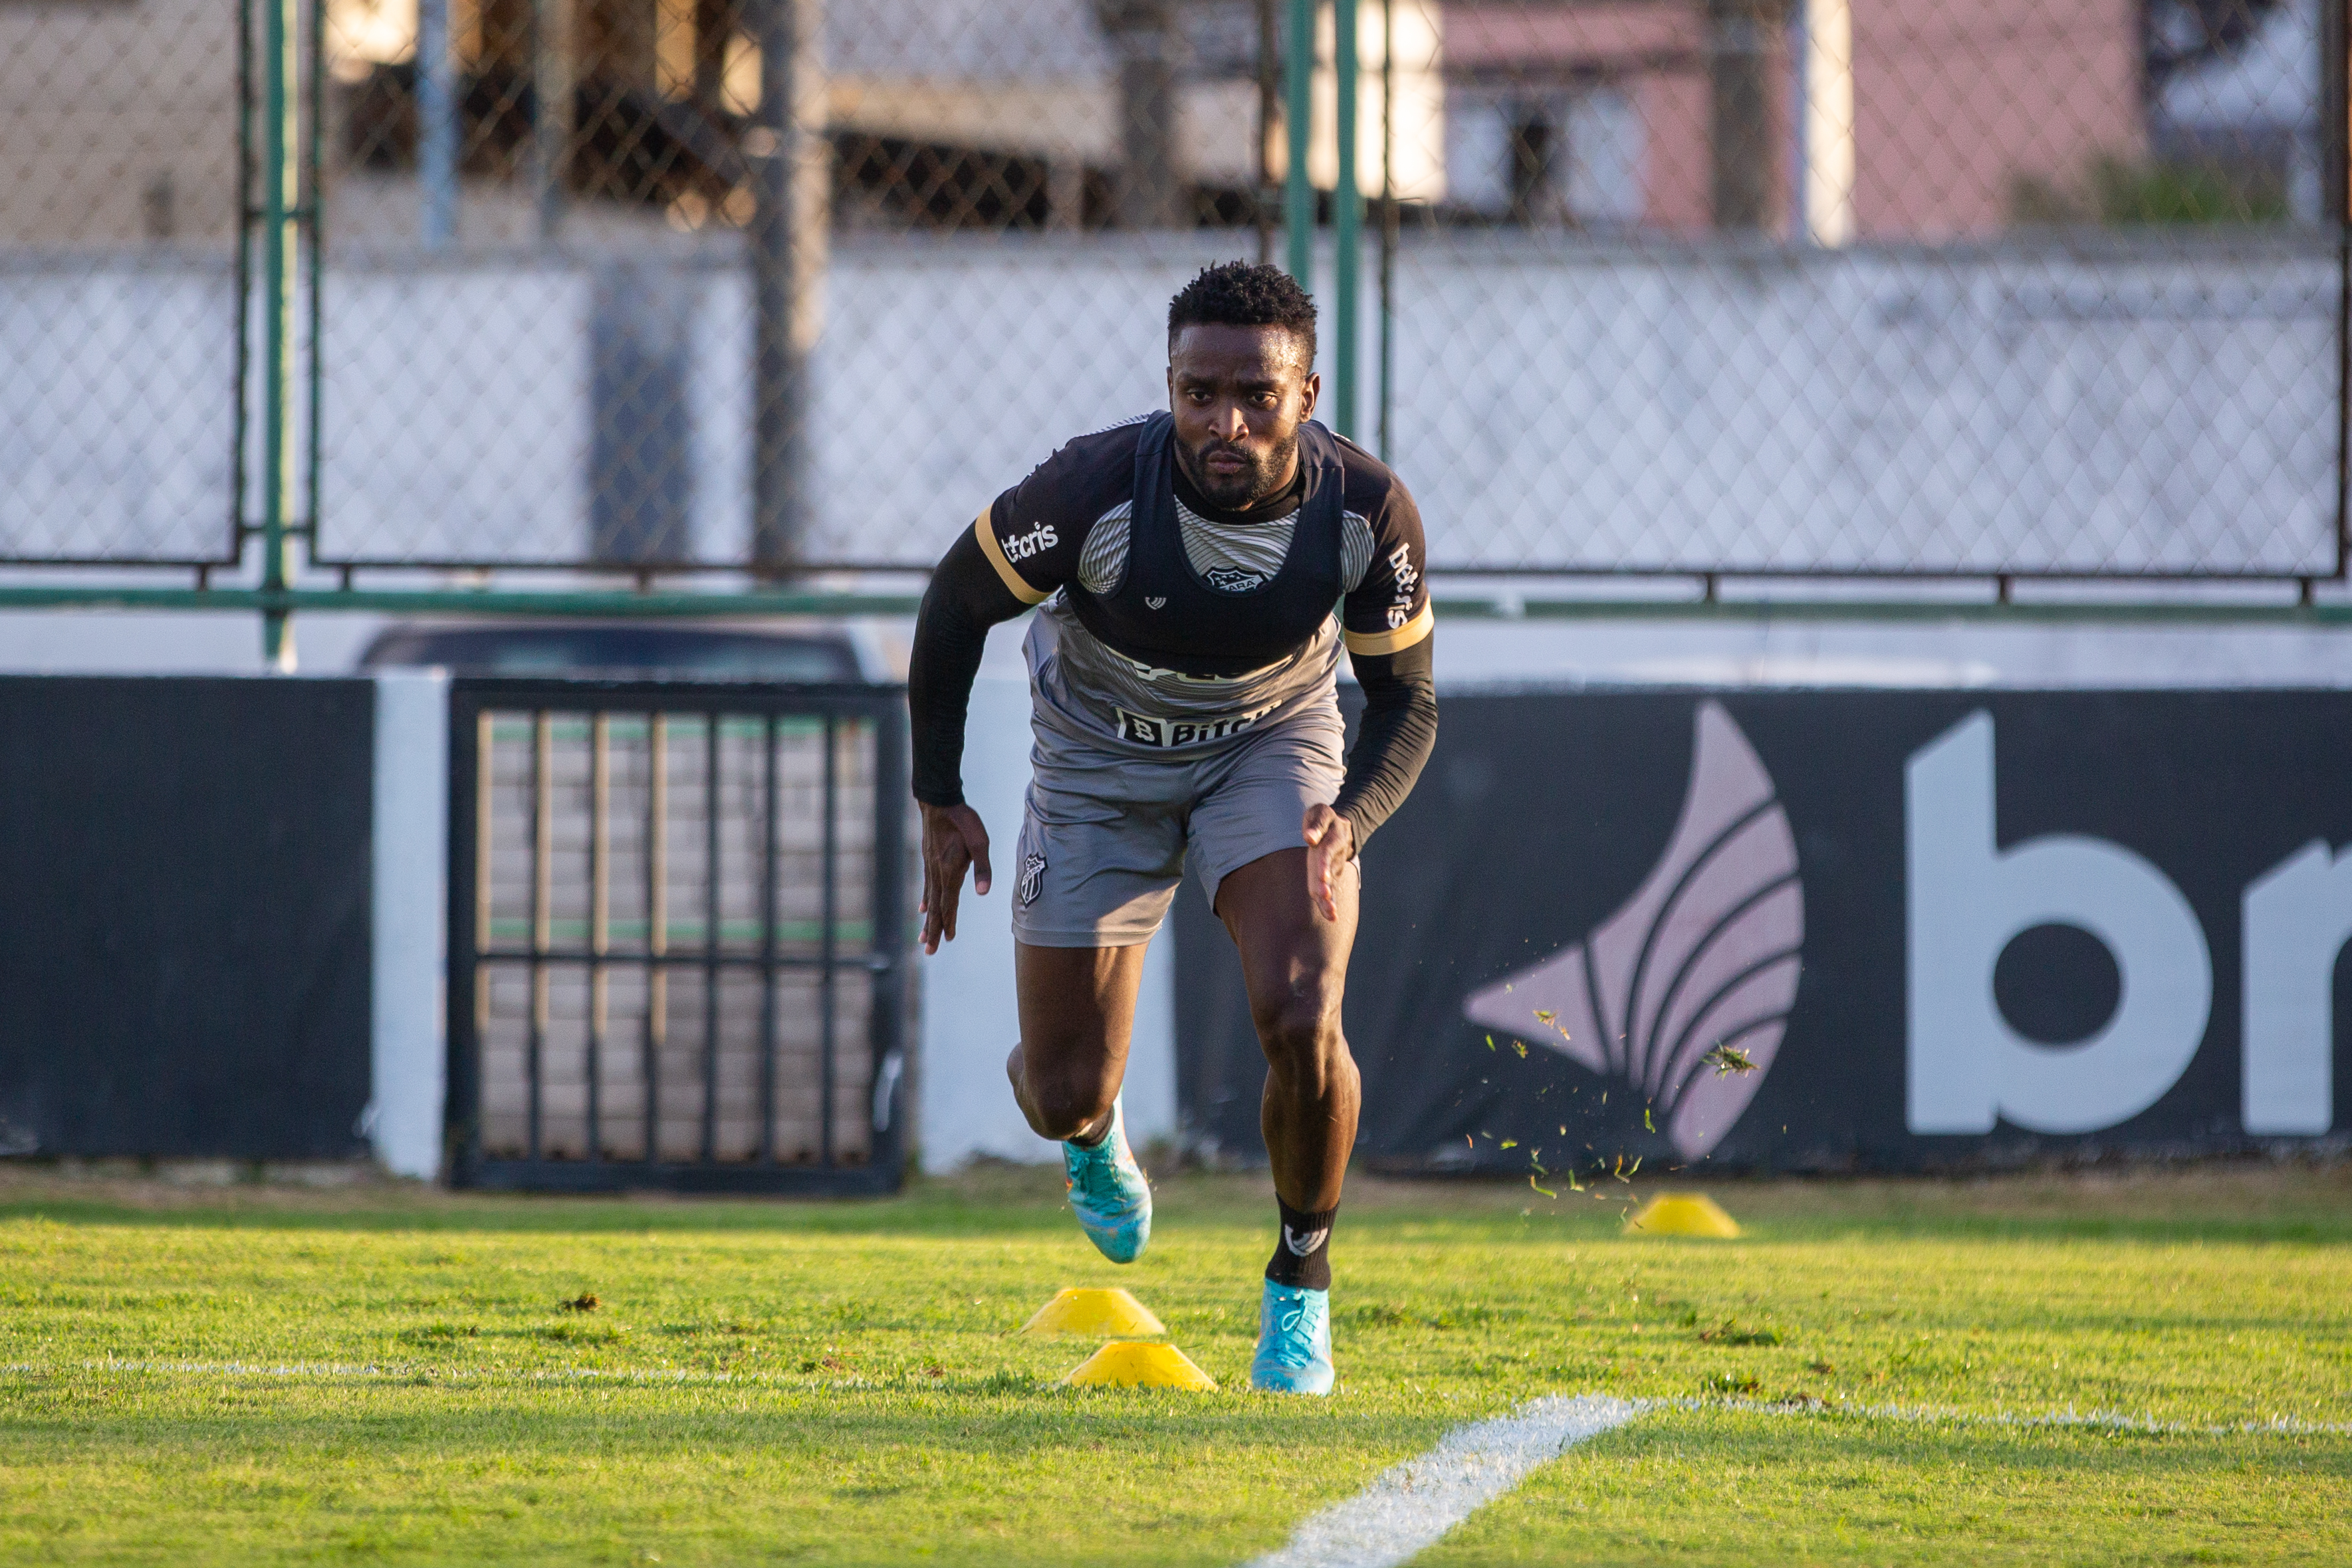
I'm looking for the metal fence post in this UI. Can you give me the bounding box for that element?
[1255,0,1278,265]
[1098,1,1183,229]
[2329,0,2349,581]
[534,0,573,240]
[1708,0,1782,232]
[1332,0,1358,436]
[750,0,829,576]
[1375,0,1394,461]
[1283,0,1314,288]
[417,0,457,247]
[261,0,298,669]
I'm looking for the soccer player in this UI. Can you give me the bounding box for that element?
[907,261,1437,1395]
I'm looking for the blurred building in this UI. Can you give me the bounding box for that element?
[2151,0,2327,223]
[322,0,1338,237]
[0,0,242,246]
[1436,0,2154,238]
[0,0,2323,249]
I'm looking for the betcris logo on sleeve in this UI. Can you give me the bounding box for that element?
[1002,522,1058,562]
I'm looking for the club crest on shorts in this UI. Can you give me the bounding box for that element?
[1018,852,1047,907]
[1145,596,1167,610]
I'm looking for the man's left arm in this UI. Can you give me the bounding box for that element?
[1330,633,1437,850]
[1302,474,1437,916]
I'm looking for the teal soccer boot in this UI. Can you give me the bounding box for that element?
[1064,1096,1151,1264]
[1250,1280,1335,1395]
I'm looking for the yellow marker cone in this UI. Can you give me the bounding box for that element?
[1062,1341,1217,1390]
[1018,1287,1167,1337]
[1624,1192,1742,1238]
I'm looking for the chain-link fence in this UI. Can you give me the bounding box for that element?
[2,0,2345,588]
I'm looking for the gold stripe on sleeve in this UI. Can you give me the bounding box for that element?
[1344,602,1435,657]
[972,506,1048,605]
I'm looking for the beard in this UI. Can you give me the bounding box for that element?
[1178,428,1298,512]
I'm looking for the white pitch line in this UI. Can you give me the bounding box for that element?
[1236,1390,2352,1568]
[1244,1395,1645,1568]
[1670,1394,2352,1440]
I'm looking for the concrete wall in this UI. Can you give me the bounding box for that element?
[5,235,2329,577]
[371,671,449,1180]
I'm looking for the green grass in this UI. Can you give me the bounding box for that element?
[0,1163,2345,1565]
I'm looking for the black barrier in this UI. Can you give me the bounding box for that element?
[1177,689,2352,1173]
[0,677,374,1161]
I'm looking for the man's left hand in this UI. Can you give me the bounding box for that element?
[1302,804,1354,923]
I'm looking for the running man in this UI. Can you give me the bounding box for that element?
[907,262,1437,1394]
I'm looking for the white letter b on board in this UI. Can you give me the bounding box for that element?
[1906,713,2212,1135]
[2242,843,2351,1135]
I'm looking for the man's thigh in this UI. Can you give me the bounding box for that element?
[1215,846,1360,1030]
[1015,940,1151,1073]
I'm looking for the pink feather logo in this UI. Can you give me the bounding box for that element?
[1461,701,1803,1159]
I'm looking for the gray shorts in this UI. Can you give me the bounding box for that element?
[1011,707,1348,947]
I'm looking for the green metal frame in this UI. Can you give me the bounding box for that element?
[259,0,297,667]
[1280,0,1362,437]
[5,582,2352,629]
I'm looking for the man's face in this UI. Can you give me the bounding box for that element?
[1166,322,1319,511]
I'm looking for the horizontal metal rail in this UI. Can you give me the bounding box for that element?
[9,583,2352,626]
[475,948,890,970]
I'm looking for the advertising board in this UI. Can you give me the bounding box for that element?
[1175,690,2352,1170]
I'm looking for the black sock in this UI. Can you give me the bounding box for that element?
[1265,1198,1336,1291]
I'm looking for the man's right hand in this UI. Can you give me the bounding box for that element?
[919,802,993,954]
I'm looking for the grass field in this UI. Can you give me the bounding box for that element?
[1,1161,2346,1565]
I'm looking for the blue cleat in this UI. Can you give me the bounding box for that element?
[1251,1279,1335,1395]
[1064,1095,1151,1264]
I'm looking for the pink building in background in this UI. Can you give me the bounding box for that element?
[1851,0,2143,237]
[1436,0,2147,239]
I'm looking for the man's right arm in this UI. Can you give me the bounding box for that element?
[908,429,1131,948]
[909,517,1034,810]
[911,429,1123,804]
[915,482,1101,951]
[909,518,1031,951]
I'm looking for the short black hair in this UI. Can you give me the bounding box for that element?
[1167,261,1317,363]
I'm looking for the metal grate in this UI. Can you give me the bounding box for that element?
[445,678,908,1192]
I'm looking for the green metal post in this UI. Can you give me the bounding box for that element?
[260,0,298,669]
[1283,0,1314,287]
[306,0,324,560]
[1331,0,1357,436]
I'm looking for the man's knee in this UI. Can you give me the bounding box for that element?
[1022,1060,1117,1141]
[1252,974,1345,1075]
